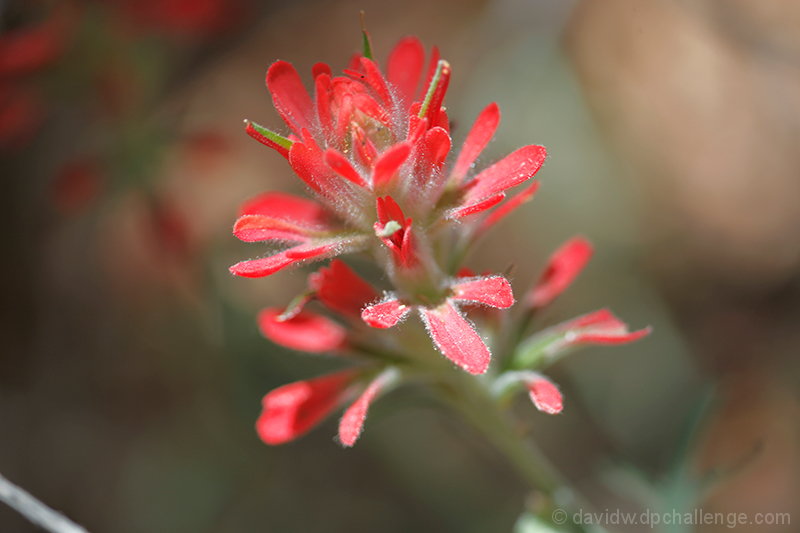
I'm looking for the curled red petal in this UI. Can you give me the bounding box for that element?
[451,276,514,309]
[526,375,563,415]
[237,191,329,225]
[372,142,412,189]
[257,307,346,352]
[451,102,500,185]
[256,370,358,445]
[462,145,546,206]
[361,298,411,328]
[266,61,314,134]
[419,302,491,375]
[386,36,425,110]
[314,74,335,140]
[308,260,379,318]
[527,236,594,308]
[339,368,398,447]
[548,308,652,350]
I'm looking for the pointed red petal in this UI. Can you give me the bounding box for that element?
[325,149,369,188]
[233,214,319,242]
[451,102,500,185]
[448,193,505,219]
[451,276,514,308]
[257,307,346,352]
[339,368,398,447]
[526,375,563,415]
[372,142,412,189]
[419,302,491,375]
[543,308,652,351]
[256,370,357,445]
[462,145,546,206]
[386,36,425,109]
[266,61,314,134]
[477,180,540,236]
[308,260,379,318]
[361,298,411,328]
[527,236,594,308]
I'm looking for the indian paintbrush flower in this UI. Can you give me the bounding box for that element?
[232,28,650,448]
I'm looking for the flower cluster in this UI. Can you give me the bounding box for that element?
[232,30,650,447]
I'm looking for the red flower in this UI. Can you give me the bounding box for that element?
[361,275,514,374]
[256,370,359,445]
[338,367,399,447]
[527,236,594,309]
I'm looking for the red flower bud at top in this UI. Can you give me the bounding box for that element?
[257,370,359,445]
[527,236,594,309]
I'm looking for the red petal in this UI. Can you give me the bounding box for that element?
[289,131,346,198]
[361,298,411,328]
[256,370,357,445]
[527,236,594,308]
[462,145,546,206]
[314,74,334,140]
[338,368,398,447]
[451,102,500,185]
[451,276,514,308]
[554,308,652,347]
[308,260,379,318]
[233,214,325,242]
[312,62,332,79]
[266,61,314,134]
[477,180,540,236]
[237,191,329,225]
[257,307,346,352]
[448,193,505,219]
[229,241,339,278]
[526,375,563,415]
[359,57,393,108]
[419,302,491,375]
[325,149,369,188]
[421,61,450,129]
[372,142,412,189]
[229,252,296,278]
[386,36,425,109]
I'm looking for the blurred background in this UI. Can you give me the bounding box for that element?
[2,0,799,531]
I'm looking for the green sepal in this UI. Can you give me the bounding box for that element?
[247,120,293,151]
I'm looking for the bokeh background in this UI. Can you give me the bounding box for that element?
[2,0,800,531]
